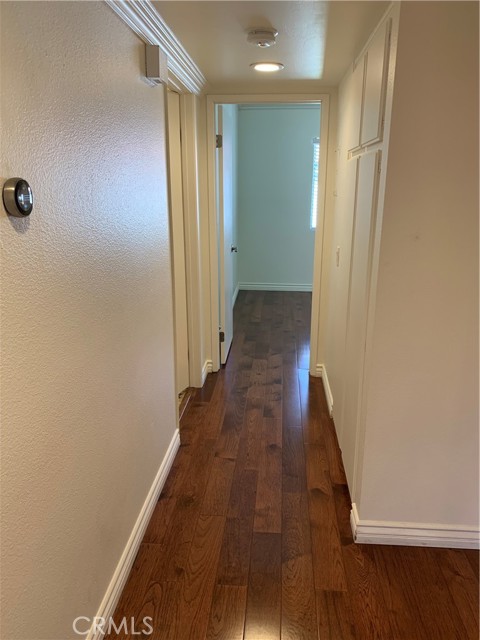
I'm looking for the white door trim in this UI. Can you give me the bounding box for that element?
[167,90,190,395]
[206,93,331,373]
[180,94,204,388]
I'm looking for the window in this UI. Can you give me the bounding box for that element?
[310,137,320,229]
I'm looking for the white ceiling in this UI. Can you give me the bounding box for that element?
[153,1,389,88]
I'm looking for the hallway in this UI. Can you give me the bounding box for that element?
[108,291,478,640]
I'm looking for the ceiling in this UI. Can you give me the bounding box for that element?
[153,1,389,88]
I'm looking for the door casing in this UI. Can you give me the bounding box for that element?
[206,93,331,373]
[166,89,190,395]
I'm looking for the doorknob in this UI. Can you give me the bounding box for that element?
[231,245,238,253]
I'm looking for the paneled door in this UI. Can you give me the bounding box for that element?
[341,150,381,490]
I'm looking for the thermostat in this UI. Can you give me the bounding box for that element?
[3,178,34,217]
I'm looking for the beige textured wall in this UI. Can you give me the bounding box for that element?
[0,3,177,639]
[359,1,479,526]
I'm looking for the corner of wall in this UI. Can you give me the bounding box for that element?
[201,359,214,386]
[313,363,334,417]
[351,502,480,550]
[87,430,181,640]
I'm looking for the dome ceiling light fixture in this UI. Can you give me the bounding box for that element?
[247,28,278,48]
[250,62,285,73]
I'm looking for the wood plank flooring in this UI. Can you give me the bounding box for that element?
[107,291,479,640]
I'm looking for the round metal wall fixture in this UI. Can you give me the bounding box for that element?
[247,28,278,48]
[3,178,34,217]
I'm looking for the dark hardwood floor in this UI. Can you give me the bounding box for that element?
[107,291,479,640]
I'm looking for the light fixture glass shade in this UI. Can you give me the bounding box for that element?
[250,62,284,72]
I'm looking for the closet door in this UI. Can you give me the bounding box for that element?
[346,57,365,152]
[341,151,381,490]
[361,20,391,146]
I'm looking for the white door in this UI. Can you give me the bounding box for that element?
[216,105,236,364]
[167,90,189,394]
[341,150,381,489]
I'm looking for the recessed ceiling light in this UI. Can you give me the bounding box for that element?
[250,62,285,73]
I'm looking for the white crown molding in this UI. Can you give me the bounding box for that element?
[351,503,480,550]
[105,0,207,95]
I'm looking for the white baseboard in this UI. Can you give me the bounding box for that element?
[233,284,240,307]
[313,364,322,377]
[201,359,213,385]
[239,282,312,292]
[350,503,480,549]
[87,429,181,640]
[315,363,333,417]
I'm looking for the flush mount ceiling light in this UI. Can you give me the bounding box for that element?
[247,28,278,48]
[250,62,285,72]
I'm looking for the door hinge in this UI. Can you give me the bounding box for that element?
[219,330,225,343]
[216,134,223,149]
[377,157,382,174]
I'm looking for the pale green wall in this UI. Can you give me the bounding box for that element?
[237,105,321,289]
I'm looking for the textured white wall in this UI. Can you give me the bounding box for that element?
[0,3,177,639]
[359,1,479,526]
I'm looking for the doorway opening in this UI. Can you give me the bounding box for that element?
[207,94,330,374]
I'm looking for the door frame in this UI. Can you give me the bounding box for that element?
[163,90,208,395]
[164,90,205,390]
[166,88,190,396]
[177,92,204,388]
[206,93,331,373]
